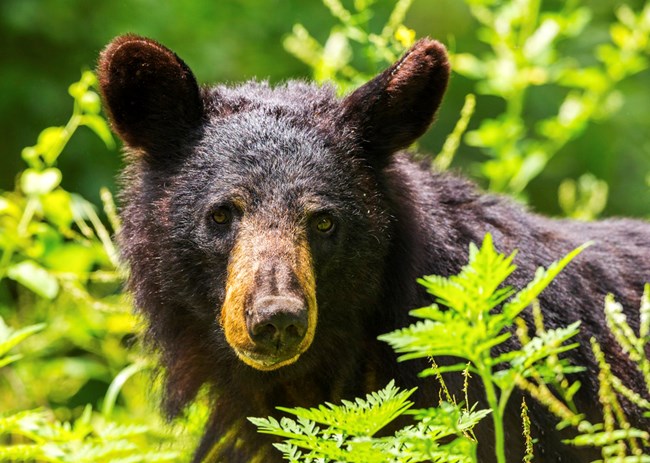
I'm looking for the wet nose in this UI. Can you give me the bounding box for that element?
[247,296,308,352]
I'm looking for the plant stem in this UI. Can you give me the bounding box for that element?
[479,365,506,463]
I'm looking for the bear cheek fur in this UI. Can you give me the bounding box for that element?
[219,218,318,371]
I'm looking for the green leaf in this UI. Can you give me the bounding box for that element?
[0,317,45,359]
[451,53,486,79]
[20,168,62,196]
[510,322,581,373]
[524,18,561,60]
[79,91,101,114]
[81,114,115,149]
[41,189,74,228]
[275,381,416,437]
[43,243,96,274]
[35,126,67,165]
[502,242,590,320]
[0,196,22,219]
[567,428,650,447]
[6,260,59,299]
[0,354,23,368]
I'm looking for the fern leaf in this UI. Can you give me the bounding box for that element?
[275,381,416,437]
[502,242,590,320]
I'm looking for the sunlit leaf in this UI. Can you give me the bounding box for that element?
[6,260,59,299]
[20,168,62,196]
[81,114,115,149]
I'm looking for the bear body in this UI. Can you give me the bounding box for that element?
[98,35,650,462]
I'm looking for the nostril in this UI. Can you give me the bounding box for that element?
[247,297,308,351]
[284,323,301,340]
[252,323,279,342]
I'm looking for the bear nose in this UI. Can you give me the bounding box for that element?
[247,296,308,352]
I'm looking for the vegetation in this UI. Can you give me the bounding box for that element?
[1,0,648,462]
[0,73,206,462]
[253,234,650,462]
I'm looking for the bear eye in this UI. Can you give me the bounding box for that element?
[212,206,232,225]
[313,213,335,234]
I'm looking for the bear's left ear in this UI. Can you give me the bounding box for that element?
[97,34,203,155]
[339,38,450,157]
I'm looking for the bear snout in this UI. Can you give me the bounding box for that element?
[219,226,318,371]
[246,296,308,354]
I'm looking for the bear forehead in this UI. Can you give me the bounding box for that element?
[170,114,364,214]
[204,80,340,116]
[189,99,359,189]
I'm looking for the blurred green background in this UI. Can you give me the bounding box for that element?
[1,0,648,217]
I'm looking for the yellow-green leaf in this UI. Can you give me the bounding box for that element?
[20,168,62,196]
[7,260,59,300]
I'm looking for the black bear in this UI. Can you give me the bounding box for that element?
[97,35,650,462]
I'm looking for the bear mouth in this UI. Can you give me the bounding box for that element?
[233,346,303,371]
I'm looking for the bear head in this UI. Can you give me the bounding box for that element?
[97,34,449,413]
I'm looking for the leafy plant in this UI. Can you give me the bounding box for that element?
[455,0,650,197]
[251,381,486,463]
[0,70,134,414]
[0,317,44,369]
[521,286,650,460]
[380,234,587,463]
[284,0,417,93]
[1,71,117,297]
[0,317,178,463]
[558,173,609,221]
[0,72,207,462]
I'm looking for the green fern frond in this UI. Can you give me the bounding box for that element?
[0,444,45,461]
[0,408,50,437]
[251,382,483,463]
[569,428,650,448]
[502,242,590,320]
[418,234,517,322]
[273,381,415,438]
[604,292,650,395]
[382,234,588,463]
[509,322,581,374]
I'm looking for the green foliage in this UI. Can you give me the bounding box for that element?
[0,405,180,463]
[553,287,650,460]
[0,317,177,462]
[455,0,650,199]
[433,94,476,172]
[251,381,486,463]
[455,0,650,198]
[0,317,44,369]
[284,0,417,93]
[558,173,609,221]
[0,73,207,462]
[287,0,650,217]
[0,72,131,413]
[1,71,119,302]
[381,234,586,463]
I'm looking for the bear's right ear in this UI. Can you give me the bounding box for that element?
[97,35,203,155]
